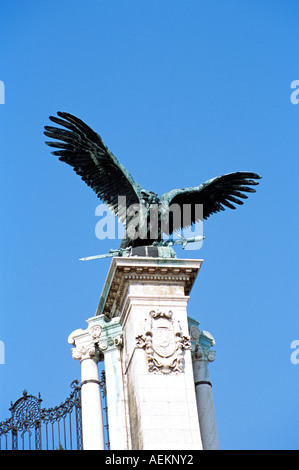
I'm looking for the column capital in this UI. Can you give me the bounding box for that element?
[68,314,123,362]
[188,317,216,363]
[192,344,216,363]
[71,343,100,362]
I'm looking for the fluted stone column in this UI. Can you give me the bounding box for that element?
[189,318,219,450]
[68,314,129,450]
[68,317,105,450]
[97,316,130,450]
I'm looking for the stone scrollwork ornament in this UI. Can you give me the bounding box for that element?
[90,325,102,340]
[71,344,97,361]
[136,309,191,374]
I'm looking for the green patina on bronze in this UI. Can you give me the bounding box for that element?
[44,111,261,252]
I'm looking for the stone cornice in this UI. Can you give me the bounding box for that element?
[96,256,203,319]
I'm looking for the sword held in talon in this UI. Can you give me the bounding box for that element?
[156,235,205,249]
[79,235,205,261]
[79,248,131,261]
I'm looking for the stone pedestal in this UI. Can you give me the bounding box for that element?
[96,256,204,450]
[68,255,221,451]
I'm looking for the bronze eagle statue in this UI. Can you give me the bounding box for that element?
[44,112,261,249]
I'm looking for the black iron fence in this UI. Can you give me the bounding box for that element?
[100,370,110,450]
[0,380,82,450]
[0,373,110,450]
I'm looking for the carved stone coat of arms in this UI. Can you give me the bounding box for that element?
[136,309,191,374]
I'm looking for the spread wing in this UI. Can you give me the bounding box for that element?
[44,111,143,223]
[160,172,261,234]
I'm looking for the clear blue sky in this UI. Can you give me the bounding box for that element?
[0,0,298,450]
